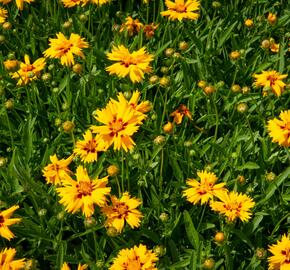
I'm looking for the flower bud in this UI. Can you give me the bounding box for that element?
[38,209,47,217]
[63,20,72,29]
[79,14,88,22]
[159,212,169,222]
[153,245,166,257]
[62,120,75,133]
[161,66,169,74]
[106,227,119,237]
[57,211,65,220]
[179,41,188,51]
[261,39,270,49]
[4,60,19,72]
[165,48,174,57]
[107,165,119,177]
[72,63,82,74]
[84,217,96,228]
[184,141,192,147]
[242,86,250,94]
[203,85,216,95]
[198,80,207,89]
[154,135,165,145]
[237,102,248,113]
[2,22,12,30]
[0,35,5,43]
[237,175,246,185]
[0,157,7,167]
[5,98,14,110]
[149,75,159,84]
[231,84,241,93]
[212,1,221,8]
[203,258,215,269]
[159,76,170,87]
[163,122,173,133]
[230,50,241,60]
[96,260,104,268]
[55,118,62,127]
[255,248,266,259]
[267,13,277,25]
[41,73,52,81]
[214,231,225,244]
[265,171,276,182]
[244,19,254,27]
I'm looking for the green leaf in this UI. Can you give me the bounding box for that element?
[217,22,237,47]
[183,210,200,250]
[236,162,260,170]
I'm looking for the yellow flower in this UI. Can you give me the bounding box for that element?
[11,54,46,86]
[73,130,105,163]
[117,90,152,115]
[109,244,158,270]
[0,248,26,269]
[269,39,279,53]
[61,262,88,270]
[253,70,288,97]
[91,94,146,152]
[56,165,111,217]
[43,32,89,66]
[267,13,277,25]
[120,16,143,36]
[210,191,255,222]
[61,0,89,8]
[244,18,253,27]
[0,205,21,241]
[267,110,290,147]
[102,192,143,233]
[0,7,8,24]
[91,0,110,5]
[268,234,290,270]
[170,104,192,125]
[183,171,226,205]
[0,0,33,10]
[160,0,200,21]
[42,154,73,185]
[106,45,154,83]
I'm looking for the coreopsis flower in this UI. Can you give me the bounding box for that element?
[11,54,46,86]
[91,95,146,151]
[268,234,290,270]
[43,32,89,66]
[170,104,192,124]
[267,110,290,147]
[269,39,279,53]
[210,191,255,222]
[109,244,158,270]
[244,18,253,27]
[120,16,143,36]
[3,59,19,72]
[61,0,89,8]
[0,0,33,10]
[42,154,73,185]
[0,248,25,269]
[73,130,105,163]
[0,7,8,24]
[267,13,277,25]
[102,192,143,233]
[61,262,88,270]
[0,205,21,240]
[253,70,288,97]
[106,45,154,83]
[183,171,227,205]
[117,91,152,114]
[160,0,200,21]
[56,165,111,217]
[143,23,159,39]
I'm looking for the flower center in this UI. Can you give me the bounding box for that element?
[175,4,187,13]
[0,215,4,226]
[77,181,93,197]
[121,56,136,67]
[109,118,128,136]
[282,248,290,262]
[266,75,278,87]
[115,202,129,216]
[84,139,97,152]
[23,64,34,72]
[57,41,73,54]
[127,260,141,270]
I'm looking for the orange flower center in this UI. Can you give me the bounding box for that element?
[57,41,73,54]
[266,75,278,87]
[115,202,129,216]
[121,55,136,67]
[282,248,290,262]
[174,4,187,13]
[127,260,141,270]
[22,64,34,72]
[84,139,97,153]
[77,181,93,197]
[224,202,242,213]
[109,118,128,136]
[0,215,4,226]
